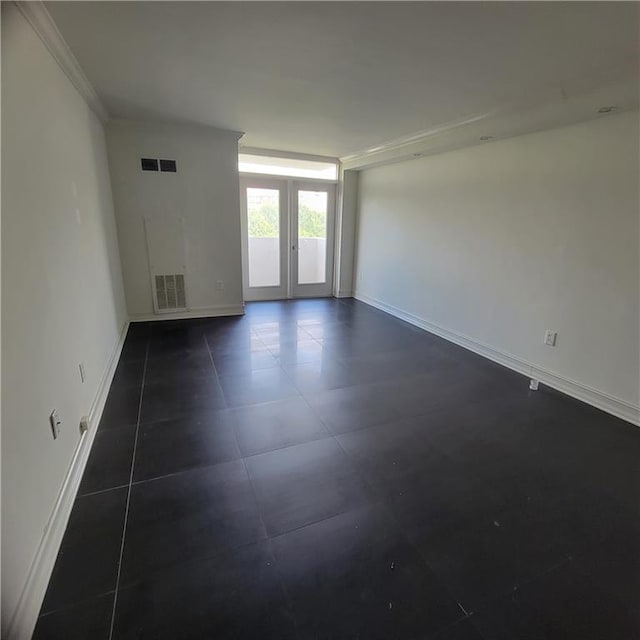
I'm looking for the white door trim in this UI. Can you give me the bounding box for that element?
[291,181,336,298]
[240,178,336,301]
[240,177,289,301]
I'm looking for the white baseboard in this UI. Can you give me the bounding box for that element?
[129,304,245,322]
[335,290,353,298]
[355,292,640,427]
[5,321,130,640]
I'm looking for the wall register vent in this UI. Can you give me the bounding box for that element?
[144,217,188,315]
[141,157,177,172]
[154,274,187,311]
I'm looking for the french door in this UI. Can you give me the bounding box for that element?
[240,177,335,301]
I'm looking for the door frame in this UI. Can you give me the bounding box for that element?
[290,181,336,299]
[240,177,336,301]
[240,176,289,301]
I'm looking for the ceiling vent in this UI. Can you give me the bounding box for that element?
[154,274,187,312]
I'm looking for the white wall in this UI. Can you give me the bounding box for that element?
[106,119,244,318]
[1,3,128,634]
[334,169,359,297]
[355,111,639,419]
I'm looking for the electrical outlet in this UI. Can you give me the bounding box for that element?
[49,410,62,439]
[216,280,225,290]
[543,330,558,347]
[79,362,86,383]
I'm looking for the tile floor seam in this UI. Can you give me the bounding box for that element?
[205,324,273,551]
[237,472,302,640]
[37,589,117,619]
[107,338,150,640]
[203,331,229,410]
[265,549,301,640]
[129,430,357,490]
[264,496,472,640]
[500,552,578,607]
[423,613,475,640]
[292,378,398,438]
[425,614,486,640]
[435,550,577,621]
[114,533,270,594]
[292,386,384,469]
[276,359,307,396]
[76,483,130,499]
[222,382,302,640]
[129,454,243,486]
[463,593,547,640]
[360,486,474,634]
[235,430,332,459]
[262,499,386,543]
[317,408,411,438]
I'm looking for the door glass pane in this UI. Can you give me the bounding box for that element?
[297,190,328,285]
[247,188,280,287]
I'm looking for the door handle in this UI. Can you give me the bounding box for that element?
[292,245,296,251]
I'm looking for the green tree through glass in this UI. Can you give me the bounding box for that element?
[248,203,325,238]
[248,202,279,237]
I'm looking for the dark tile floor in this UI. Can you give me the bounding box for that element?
[34,298,640,640]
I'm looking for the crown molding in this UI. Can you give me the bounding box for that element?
[108,117,245,141]
[339,109,494,167]
[14,1,109,123]
[340,78,639,170]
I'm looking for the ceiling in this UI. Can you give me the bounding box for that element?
[45,2,639,160]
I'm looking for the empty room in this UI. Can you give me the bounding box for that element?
[2,1,639,639]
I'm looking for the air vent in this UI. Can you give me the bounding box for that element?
[141,158,159,171]
[160,159,177,172]
[154,274,187,311]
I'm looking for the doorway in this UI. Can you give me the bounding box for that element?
[240,177,336,301]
